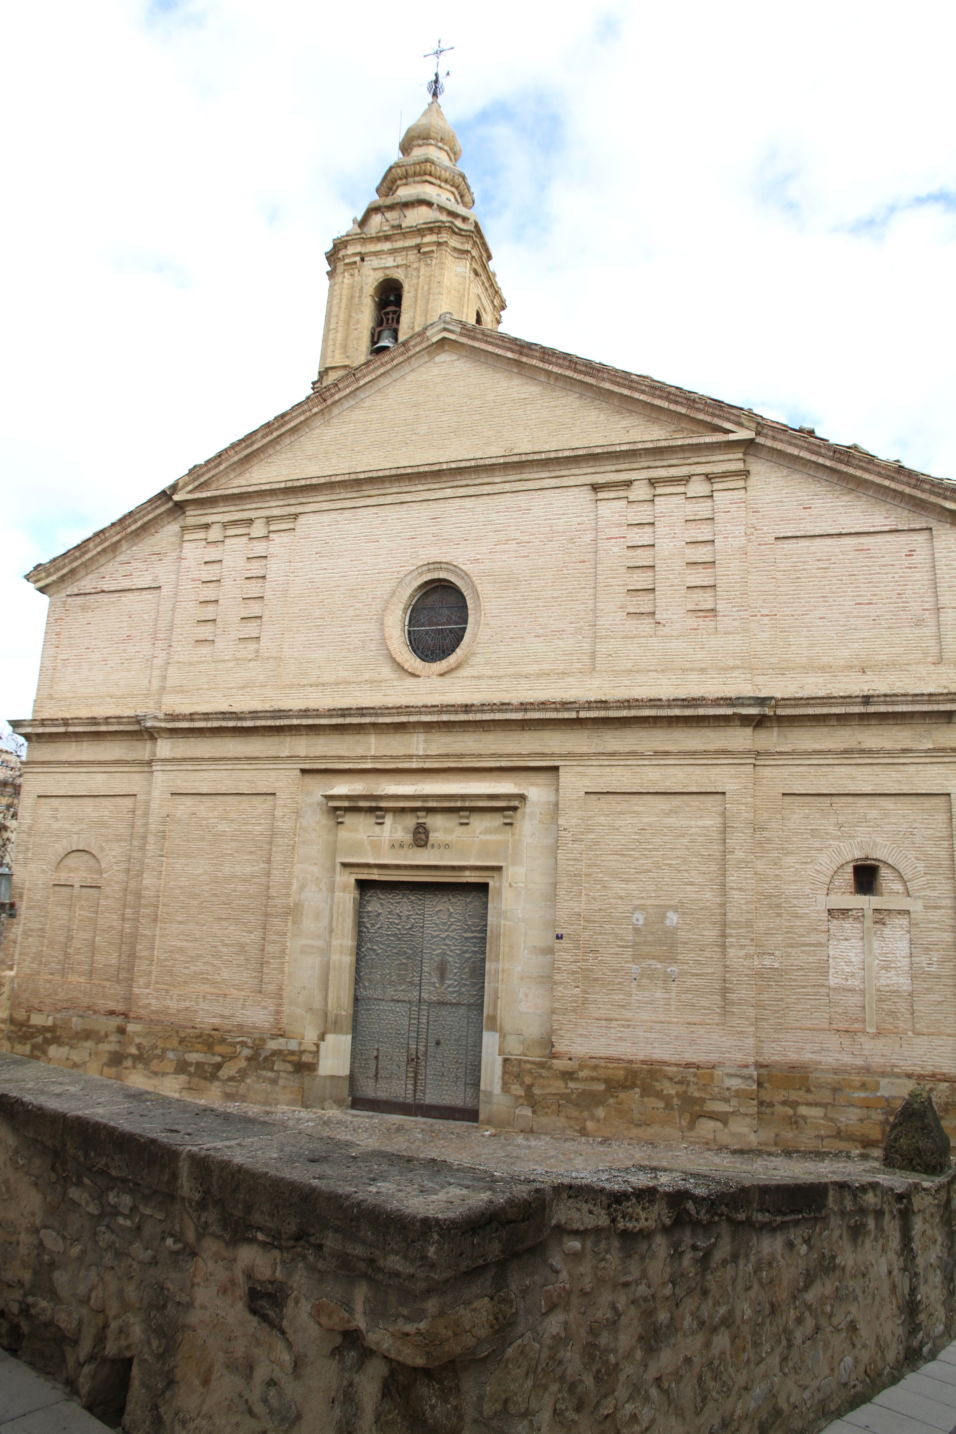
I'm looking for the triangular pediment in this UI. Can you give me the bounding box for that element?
[28,318,956,592]
[176,323,746,501]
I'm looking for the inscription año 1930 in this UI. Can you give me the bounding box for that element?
[389,840,452,851]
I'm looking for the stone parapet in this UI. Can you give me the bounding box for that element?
[0,1055,954,1433]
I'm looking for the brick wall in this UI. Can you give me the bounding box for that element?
[15,338,956,1150]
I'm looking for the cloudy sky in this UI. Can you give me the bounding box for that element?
[3,0,956,736]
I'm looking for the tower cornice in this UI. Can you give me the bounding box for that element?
[376,156,475,209]
[326,211,499,270]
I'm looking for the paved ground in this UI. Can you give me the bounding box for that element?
[215,1099,909,1184]
[0,1348,110,1432]
[3,1338,955,1432]
[819,1339,956,1433]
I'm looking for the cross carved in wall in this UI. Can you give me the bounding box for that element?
[826,890,923,1034]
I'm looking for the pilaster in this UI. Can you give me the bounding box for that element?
[649,474,688,634]
[592,480,631,669]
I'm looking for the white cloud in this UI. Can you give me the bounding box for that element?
[3,0,956,724]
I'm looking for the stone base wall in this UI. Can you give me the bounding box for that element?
[6,1015,956,1153]
[1,1055,955,1434]
[757,1068,956,1151]
[503,1057,956,1152]
[1,1012,317,1107]
[504,1056,760,1146]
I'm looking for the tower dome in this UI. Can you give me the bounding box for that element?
[315,94,505,387]
[399,99,462,163]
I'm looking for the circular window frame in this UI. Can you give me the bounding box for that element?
[384,563,481,676]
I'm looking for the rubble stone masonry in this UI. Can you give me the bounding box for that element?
[1,1056,954,1434]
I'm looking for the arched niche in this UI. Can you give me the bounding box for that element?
[826,855,914,1034]
[369,278,403,354]
[43,848,103,981]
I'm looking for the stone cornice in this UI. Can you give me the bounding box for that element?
[177,430,755,514]
[13,692,956,741]
[327,209,494,266]
[323,790,526,825]
[374,155,474,209]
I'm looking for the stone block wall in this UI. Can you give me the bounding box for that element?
[1,1055,954,1434]
[1,1013,318,1107]
[502,1056,956,1152]
[503,1056,760,1147]
[7,1016,956,1158]
[756,1067,956,1150]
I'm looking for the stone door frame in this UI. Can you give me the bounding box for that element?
[348,876,491,1120]
[326,859,506,1117]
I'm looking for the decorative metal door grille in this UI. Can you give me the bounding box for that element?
[349,880,488,1121]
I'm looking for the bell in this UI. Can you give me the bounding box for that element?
[371,327,398,353]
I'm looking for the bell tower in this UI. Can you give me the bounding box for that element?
[315,94,506,387]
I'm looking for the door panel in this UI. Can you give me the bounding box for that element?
[350,880,488,1120]
[416,1000,484,1116]
[349,997,416,1107]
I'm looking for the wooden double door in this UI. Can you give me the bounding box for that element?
[349,880,488,1121]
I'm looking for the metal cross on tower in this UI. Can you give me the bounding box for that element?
[424,39,453,101]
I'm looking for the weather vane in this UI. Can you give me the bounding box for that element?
[424,39,453,101]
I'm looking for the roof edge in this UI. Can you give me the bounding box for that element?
[27,316,956,582]
[26,489,183,594]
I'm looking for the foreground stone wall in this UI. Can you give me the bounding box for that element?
[0,1055,954,1434]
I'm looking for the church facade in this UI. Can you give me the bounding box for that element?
[7,101,956,1150]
